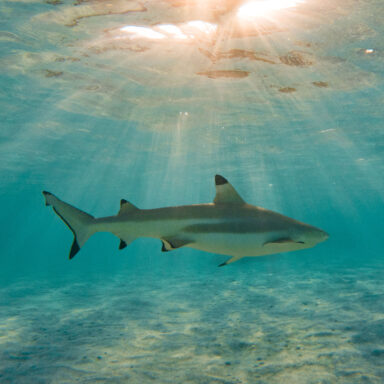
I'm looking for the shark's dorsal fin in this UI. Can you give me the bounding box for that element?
[118,199,139,216]
[214,175,245,205]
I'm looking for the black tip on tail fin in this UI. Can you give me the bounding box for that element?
[42,191,52,206]
[69,239,80,259]
[218,261,227,267]
[215,175,228,186]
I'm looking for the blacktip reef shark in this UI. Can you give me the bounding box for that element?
[43,175,329,266]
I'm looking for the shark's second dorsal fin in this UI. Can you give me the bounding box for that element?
[118,199,139,216]
[214,175,245,205]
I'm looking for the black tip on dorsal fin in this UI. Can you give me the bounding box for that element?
[215,175,228,186]
[119,239,127,250]
[118,199,139,216]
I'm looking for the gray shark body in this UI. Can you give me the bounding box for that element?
[43,175,328,266]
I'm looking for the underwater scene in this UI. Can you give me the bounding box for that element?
[1,0,383,383]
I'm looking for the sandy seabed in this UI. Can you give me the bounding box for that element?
[0,263,383,384]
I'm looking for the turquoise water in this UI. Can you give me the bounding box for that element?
[1,0,383,382]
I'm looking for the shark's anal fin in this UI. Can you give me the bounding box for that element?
[214,175,245,205]
[119,239,127,250]
[161,238,193,252]
[218,256,242,267]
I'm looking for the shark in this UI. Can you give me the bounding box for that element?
[42,175,329,266]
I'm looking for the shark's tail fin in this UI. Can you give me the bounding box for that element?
[43,191,96,259]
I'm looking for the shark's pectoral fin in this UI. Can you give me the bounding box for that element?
[218,256,242,267]
[161,237,193,252]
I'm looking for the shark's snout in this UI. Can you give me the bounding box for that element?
[295,226,329,245]
[320,230,329,241]
[311,228,329,243]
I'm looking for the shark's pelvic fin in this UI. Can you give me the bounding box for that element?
[42,191,96,259]
[118,199,139,216]
[119,239,127,250]
[218,256,242,267]
[214,175,245,205]
[118,236,136,250]
[161,237,193,252]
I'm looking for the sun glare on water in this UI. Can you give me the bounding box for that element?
[116,1,305,42]
[237,0,305,19]
[120,26,166,40]
[119,21,217,41]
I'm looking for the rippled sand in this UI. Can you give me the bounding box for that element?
[1,264,383,383]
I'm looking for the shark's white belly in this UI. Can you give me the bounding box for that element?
[186,232,266,257]
[185,232,305,257]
